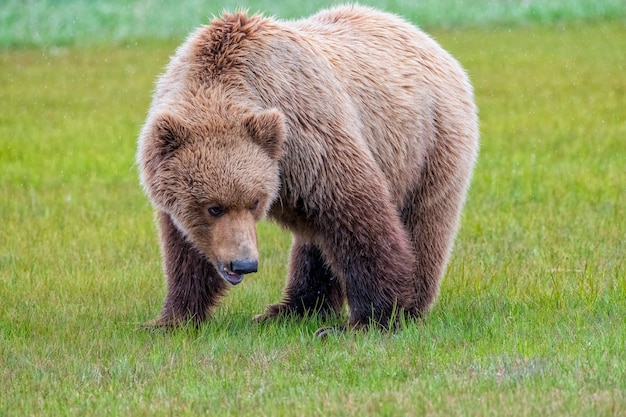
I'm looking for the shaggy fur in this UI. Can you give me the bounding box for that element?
[137,5,479,330]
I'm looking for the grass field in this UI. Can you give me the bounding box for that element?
[1,1,625,416]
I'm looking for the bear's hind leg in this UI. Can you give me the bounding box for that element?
[402,179,471,315]
[256,237,344,322]
[147,210,228,328]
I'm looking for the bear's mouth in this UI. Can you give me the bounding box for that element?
[217,262,244,285]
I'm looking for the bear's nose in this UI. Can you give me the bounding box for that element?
[230,259,258,275]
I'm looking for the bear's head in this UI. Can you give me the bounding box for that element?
[138,108,285,285]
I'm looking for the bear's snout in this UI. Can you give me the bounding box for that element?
[230,259,258,275]
[217,258,258,286]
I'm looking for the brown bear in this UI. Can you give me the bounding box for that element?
[137,5,479,332]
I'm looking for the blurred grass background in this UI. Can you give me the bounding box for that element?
[1,0,625,47]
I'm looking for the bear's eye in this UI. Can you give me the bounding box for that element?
[250,200,259,211]
[208,206,225,217]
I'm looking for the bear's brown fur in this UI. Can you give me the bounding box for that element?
[137,5,479,331]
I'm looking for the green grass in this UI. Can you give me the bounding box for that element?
[1,5,625,417]
[1,0,625,47]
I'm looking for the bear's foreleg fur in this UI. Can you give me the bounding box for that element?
[147,210,228,328]
[313,177,419,330]
[258,238,345,320]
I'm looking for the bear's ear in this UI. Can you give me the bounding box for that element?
[153,113,188,156]
[243,110,285,159]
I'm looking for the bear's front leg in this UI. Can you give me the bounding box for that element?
[316,189,419,331]
[146,210,228,328]
[255,237,344,322]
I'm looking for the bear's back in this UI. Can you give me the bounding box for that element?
[287,5,476,204]
[151,5,477,207]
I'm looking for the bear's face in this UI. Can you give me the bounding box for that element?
[139,109,285,285]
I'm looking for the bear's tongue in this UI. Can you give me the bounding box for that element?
[218,262,244,285]
[224,271,244,285]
